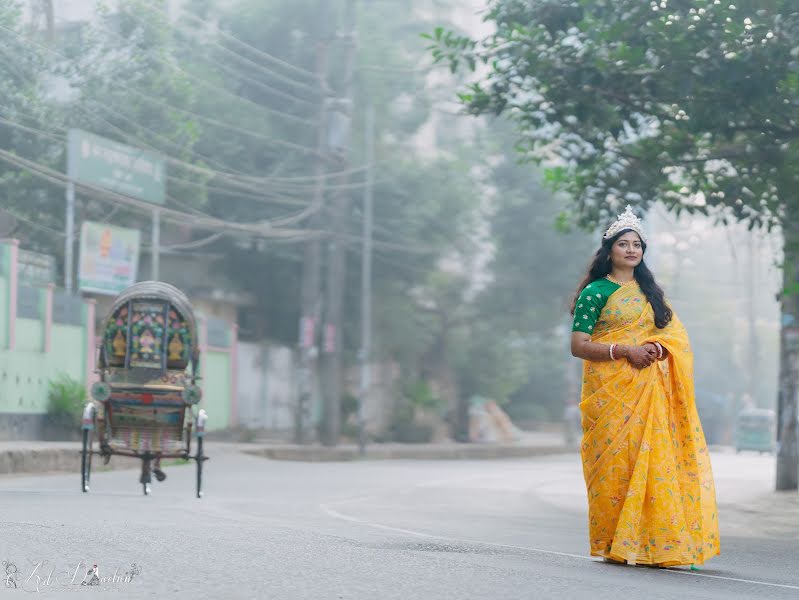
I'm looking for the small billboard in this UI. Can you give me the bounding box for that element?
[78,221,140,295]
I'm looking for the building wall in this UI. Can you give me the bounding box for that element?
[15,318,43,353]
[200,352,232,431]
[0,243,92,438]
[0,248,7,347]
[235,340,400,437]
[236,342,297,432]
[0,239,239,439]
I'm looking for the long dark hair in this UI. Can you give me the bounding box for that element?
[570,228,673,328]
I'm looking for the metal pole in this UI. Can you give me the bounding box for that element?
[65,181,75,293]
[151,209,160,281]
[358,104,374,456]
[296,22,332,445]
[320,0,358,447]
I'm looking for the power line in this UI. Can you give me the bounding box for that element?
[0,107,374,215]
[0,102,314,208]
[0,48,370,192]
[0,141,434,255]
[0,146,321,239]
[138,1,321,97]
[131,6,318,108]
[120,88,319,156]
[0,23,319,158]
[164,2,318,83]
[0,107,463,255]
[98,7,320,121]
[0,205,67,238]
[80,105,369,190]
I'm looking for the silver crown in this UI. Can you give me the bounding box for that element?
[603,205,646,242]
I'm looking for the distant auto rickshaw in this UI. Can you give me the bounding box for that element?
[80,281,207,497]
[735,408,775,454]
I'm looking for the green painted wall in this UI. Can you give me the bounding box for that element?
[52,323,86,380]
[201,351,231,431]
[0,277,7,350]
[0,322,87,415]
[0,262,236,433]
[15,318,44,353]
[0,350,53,413]
[0,266,86,415]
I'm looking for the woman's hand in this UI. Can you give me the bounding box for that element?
[643,342,668,361]
[622,345,656,369]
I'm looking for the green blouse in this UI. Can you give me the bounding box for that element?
[572,278,621,335]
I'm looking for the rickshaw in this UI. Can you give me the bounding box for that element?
[735,408,775,454]
[80,281,208,497]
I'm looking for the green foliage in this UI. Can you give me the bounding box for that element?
[402,379,444,414]
[429,0,799,232]
[47,373,86,428]
[339,393,361,440]
[504,335,573,423]
[428,1,798,420]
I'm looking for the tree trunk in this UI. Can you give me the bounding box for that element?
[776,223,799,491]
[420,323,464,441]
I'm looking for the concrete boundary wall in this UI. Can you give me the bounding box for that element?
[0,239,237,439]
[0,240,95,439]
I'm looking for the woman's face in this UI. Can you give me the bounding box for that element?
[609,231,643,269]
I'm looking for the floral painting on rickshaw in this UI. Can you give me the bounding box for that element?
[103,304,130,367]
[128,301,168,369]
[166,309,192,369]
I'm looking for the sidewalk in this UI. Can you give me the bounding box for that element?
[243,431,570,462]
[708,448,799,539]
[0,431,573,475]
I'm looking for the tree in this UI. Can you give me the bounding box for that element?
[430,0,799,488]
[0,1,70,256]
[0,0,208,277]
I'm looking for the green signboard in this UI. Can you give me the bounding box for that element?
[67,129,165,205]
[78,221,141,295]
[17,249,56,286]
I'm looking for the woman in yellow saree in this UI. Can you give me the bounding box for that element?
[570,206,719,568]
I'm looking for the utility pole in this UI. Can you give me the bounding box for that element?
[776,219,799,491]
[745,230,759,403]
[65,182,75,294]
[320,0,357,447]
[296,15,332,445]
[151,209,160,281]
[357,104,375,456]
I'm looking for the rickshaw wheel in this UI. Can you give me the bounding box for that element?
[81,428,93,493]
[196,437,204,499]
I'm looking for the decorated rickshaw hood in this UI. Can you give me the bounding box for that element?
[101,281,199,360]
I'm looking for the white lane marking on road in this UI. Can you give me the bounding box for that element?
[321,500,799,591]
[662,568,799,591]
[320,504,438,539]
[319,502,592,561]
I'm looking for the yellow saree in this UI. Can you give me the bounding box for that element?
[580,281,719,566]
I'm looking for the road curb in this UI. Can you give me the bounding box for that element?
[0,442,576,475]
[244,443,575,462]
[0,446,139,476]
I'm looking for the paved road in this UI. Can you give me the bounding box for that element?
[0,445,796,599]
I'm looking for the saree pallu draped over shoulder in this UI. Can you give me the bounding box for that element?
[580,282,719,566]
